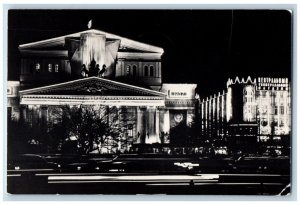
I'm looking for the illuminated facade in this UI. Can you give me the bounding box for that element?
[7,29,197,152]
[199,76,291,152]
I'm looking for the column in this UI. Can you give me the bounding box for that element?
[20,105,27,123]
[145,107,154,144]
[161,108,170,144]
[159,107,165,143]
[32,105,39,125]
[205,99,208,136]
[155,108,160,143]
[136,107,147,144]
[41,105,48,127]
[136,106,142,143]
[145,106,161,144]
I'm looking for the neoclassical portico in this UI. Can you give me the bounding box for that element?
[19,77,168,144]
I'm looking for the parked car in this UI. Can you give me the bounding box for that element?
[190,157,233,173]
[94,153,196,173]
[46,154,116,172]
[229,156,290,174]
[7,154,61,174]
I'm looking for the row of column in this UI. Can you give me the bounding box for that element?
[19,105,195,145]
[20,105,48,126]
[199,92,227,138]
[136,106,166,144]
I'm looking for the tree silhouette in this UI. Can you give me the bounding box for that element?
[47,105,135,154]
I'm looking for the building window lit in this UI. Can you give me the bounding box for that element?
[280,92,284,98]
[260,136,270,142]
[127,124,133,137]
[132,65,137,76]
[280,106,284,115]
[55,64,59,72]
[274,106,278,115]
[126,65,131,76]
[48,64,53,72]
[144,65,148,76]
[35,63,40,73]
[149,65,154,76]
[279,119,284,127]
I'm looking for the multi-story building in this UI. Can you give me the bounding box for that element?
[7,29,198,153]
[199,76,291,154]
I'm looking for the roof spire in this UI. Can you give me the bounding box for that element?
[87,19,92,29]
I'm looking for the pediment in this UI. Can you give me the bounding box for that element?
[19,29,164,54]
[19,77,166,97]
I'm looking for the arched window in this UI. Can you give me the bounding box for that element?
[126,65,131,76]
[132,65,137,76]
[48,64,53,72]
[144,65,148,76]
[149,65,154,76]
[55,64,59,72]
[35,63,40,73]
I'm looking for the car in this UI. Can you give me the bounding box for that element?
[46,154,91,172]
[55,155,117,172]
[7,154,61,174]
[93,153,196,173]
[229,156,290,174]
[190,158,233,173]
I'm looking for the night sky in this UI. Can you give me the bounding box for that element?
[8,10,292,97]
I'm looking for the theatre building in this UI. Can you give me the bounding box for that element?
[7,29,197,153]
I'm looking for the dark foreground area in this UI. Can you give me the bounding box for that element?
[7,154,291,195]
[7,173,290,195]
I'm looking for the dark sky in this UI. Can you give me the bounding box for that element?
[8,10,292,97]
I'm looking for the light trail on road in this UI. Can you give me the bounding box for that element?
[48,174,220,181]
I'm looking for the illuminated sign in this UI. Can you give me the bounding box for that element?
[257,77,289,88]
[168,90,188,99]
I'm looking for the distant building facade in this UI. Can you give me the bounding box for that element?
[7,29,197,153]
[199,76,291,153]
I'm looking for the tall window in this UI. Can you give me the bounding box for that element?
[280,92,284,98]
[280,106,285,115]
[132,65,137,76]
[149,65,154,76]
[274,106,278,115]
[48,64,53,72]
[35,63,40,73]
[55,64,59,72]
[144,65,148,76]
[127,124,133,137]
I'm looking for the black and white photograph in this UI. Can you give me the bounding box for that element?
[6,9,293,195]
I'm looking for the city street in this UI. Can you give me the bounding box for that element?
[7,155,290,195]
[7,172,289,195]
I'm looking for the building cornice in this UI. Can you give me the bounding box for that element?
[22,95,164,100]
[19,49,68,58]
[165,99,196,108]
[118,52,162,60]
[19,29,164,54]
[20,95,165,106]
